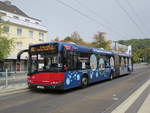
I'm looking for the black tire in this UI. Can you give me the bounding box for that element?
[81,76,88,88]
[28,84,32,89]
[28,83,33,89]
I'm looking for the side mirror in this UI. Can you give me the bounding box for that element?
[17,49,28,61]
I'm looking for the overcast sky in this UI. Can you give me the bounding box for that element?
[2,0,150,42]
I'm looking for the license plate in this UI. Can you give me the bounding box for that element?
[37,86,45,89]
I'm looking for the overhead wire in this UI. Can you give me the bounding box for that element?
[115,0,145,38]
[74,0,111,25]
[74,0,128,38]
[55,0,127,38]
[125,0,148,36]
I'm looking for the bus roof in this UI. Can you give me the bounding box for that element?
[119,53,131,57]
[29,42,131,56]
[59,42,114,55]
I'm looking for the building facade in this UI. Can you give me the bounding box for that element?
[0,1,47,72]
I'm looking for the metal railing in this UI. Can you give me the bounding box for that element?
[0,69,27,87]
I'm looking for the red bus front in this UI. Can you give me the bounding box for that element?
[27,43,65,90]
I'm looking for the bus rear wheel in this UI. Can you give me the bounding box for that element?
[81,76,88,88]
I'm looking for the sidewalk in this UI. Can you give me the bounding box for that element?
[0,73,27,96]
[133,63,150,70]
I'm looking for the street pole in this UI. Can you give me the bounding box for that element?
[5,69,8,87]
[114,41,117,51]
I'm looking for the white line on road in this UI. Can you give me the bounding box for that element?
[111,78,150,113]
[137,93,150,113]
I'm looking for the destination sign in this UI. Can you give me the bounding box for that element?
[31,45,56,52]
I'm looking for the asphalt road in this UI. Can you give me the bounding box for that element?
[0,67,150,113]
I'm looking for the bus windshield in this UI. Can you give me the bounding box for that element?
[29,53,63,74]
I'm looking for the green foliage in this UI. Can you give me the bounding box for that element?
[63,32,83,44]
[92,32,111,50]
[132,50,140,63]
[118,38,150,63]
[118,39,150,49]
[61,31,112,50]
[63,36,74,42]
[0,23,13,60]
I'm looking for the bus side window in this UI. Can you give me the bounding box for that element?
[110,56,114,67]
[77,52,90,70]
[125,57,128,66]
[105,56,110,67]
[120,57,124,67]
[66,51,78,70]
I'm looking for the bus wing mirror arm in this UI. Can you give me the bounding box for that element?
[17,49,28,61]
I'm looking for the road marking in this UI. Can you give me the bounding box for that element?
[112,97,119,101]
[111,78,150,113]
[137,93,150,113]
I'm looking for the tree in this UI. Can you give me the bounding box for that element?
[0,22,13,60]
[92,32,111,50]
[52,37,60,42]
[118,38,150,63]
[70,31,82,42]
[132,50,140,63]
[63,32,83,43]
[63,32,85,45]
[63,36,73,42]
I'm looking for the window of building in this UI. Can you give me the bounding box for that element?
[16,62,21,71]
[29,30,33,38]
[39,32,44,41]
[4,62,12,71]
[17,28,22,35]
[3,26,9,33]
[16,42,23,50]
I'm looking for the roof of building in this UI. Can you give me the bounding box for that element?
[0,1,29,17]
[0,1,40,21]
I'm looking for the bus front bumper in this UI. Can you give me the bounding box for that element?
[28,83,64,90]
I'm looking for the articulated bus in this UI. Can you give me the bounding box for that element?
[17,42,133,90]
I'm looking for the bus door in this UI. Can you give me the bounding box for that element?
[114,54,120,77]
[128,57,133,72]
[120,57,129,75]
